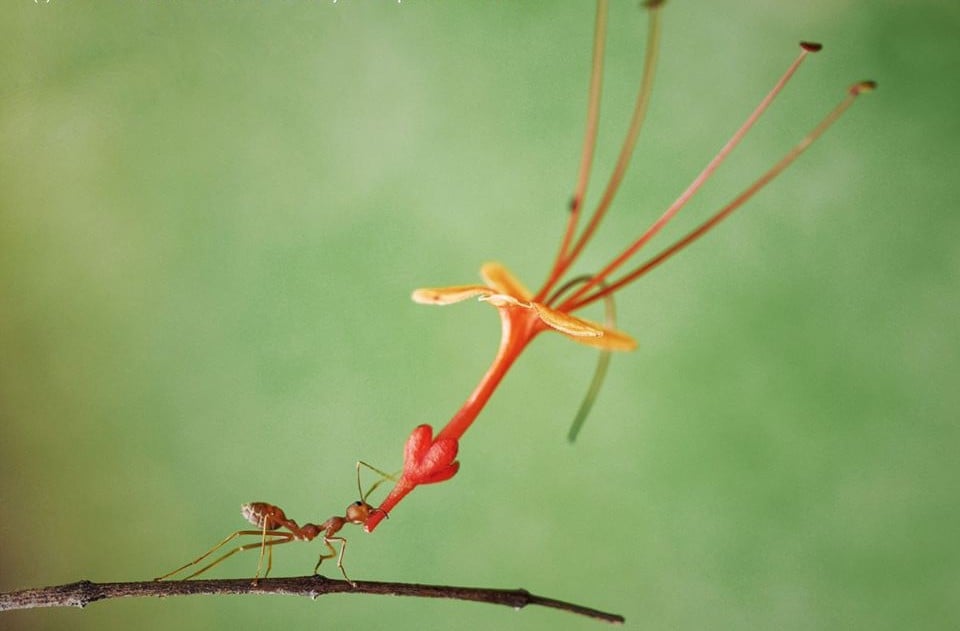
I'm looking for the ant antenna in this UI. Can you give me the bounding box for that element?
[356,460,399,503]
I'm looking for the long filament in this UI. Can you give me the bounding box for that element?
[558,42,822,312]
[538,0,665,303]
[545,0,608,286]
[571,81,877,310]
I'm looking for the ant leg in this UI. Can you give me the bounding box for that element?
[312,540,337,575]
[184,533,294,580]
[313,538,357,587]
[253,517,270,582]
[356,460,400,502]
[155,530,269,581]
[328,535,355,586]
[252,528,285,585]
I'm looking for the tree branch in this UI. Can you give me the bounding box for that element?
[0,575,624,624]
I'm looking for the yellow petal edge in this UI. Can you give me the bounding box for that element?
[480,262,533,301]
[534,304,637,351]
[411,285,494,305]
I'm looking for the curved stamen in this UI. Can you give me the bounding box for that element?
[543,274,618,441]
[566,281,617,443]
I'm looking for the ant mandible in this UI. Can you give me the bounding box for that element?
[154,461,394,586]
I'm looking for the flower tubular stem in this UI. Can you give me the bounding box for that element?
[365,308,544,533]
[437,308,542,443]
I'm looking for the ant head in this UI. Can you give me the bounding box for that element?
[345,500,373,524]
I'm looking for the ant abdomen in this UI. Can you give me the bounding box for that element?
[241,502,285,529]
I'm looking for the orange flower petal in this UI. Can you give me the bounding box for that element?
[562,325,638,352]
[480,262,533,301]
[479,293,531,308]
[533,303,637,351]
[411,285,494,305]
[533,303,603,337]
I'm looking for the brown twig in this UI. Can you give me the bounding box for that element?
[0,575,624,624]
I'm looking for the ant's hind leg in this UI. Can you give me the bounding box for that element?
[155,530,265,581]
[180,532,293,581]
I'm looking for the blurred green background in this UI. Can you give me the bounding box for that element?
[2,1,957,629]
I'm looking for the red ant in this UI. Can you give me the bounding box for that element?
[154,461,394,586]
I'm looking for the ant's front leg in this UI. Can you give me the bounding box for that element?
[312,540,336,575]
[314,537,355,587]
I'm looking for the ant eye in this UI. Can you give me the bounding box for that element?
[352,501,362,507]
